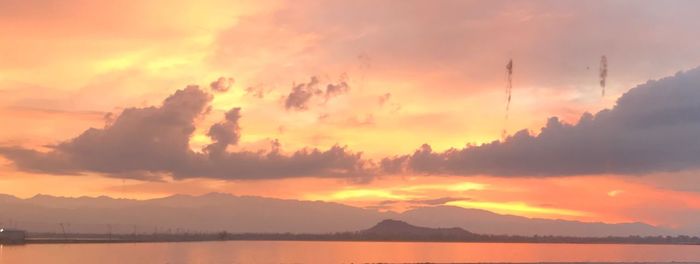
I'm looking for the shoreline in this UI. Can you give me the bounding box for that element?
[9,236,700,246]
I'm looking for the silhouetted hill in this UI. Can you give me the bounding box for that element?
[353,220,698,244]
[361,219,476,240]
[402,206,669,237]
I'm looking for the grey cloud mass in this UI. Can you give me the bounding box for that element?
[384,67,700,176]
[0,86,212,177]
[0,85,373,181]
[2,68,700,180]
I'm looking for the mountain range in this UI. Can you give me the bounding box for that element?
[0,193,682,236]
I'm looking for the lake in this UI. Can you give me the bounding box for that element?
[1,241,699,263]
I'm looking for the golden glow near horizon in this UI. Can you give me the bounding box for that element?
[307,180,591,219]
[328,189,411,201]
[446,200,590,218]
[1,0,700,230]
[306,181,486,204]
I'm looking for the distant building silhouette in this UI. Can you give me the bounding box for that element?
[0,228,26,244]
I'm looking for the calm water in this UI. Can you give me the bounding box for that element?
[1,241,700,263]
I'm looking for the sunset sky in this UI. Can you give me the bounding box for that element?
[2,0,700,230]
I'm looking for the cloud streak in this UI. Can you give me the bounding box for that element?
[505,59,513,118]
[0,85,374,181]
[600,56,608,96]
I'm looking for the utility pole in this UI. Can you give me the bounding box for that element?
[59,223,67,239]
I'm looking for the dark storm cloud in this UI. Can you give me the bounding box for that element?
[0,85,373,181]
[383,67,700,176]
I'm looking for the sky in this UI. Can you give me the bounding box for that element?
[1,0,700,230]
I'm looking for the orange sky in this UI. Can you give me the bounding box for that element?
[1,0,700,230]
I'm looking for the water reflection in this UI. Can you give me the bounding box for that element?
[1,241,699,263]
